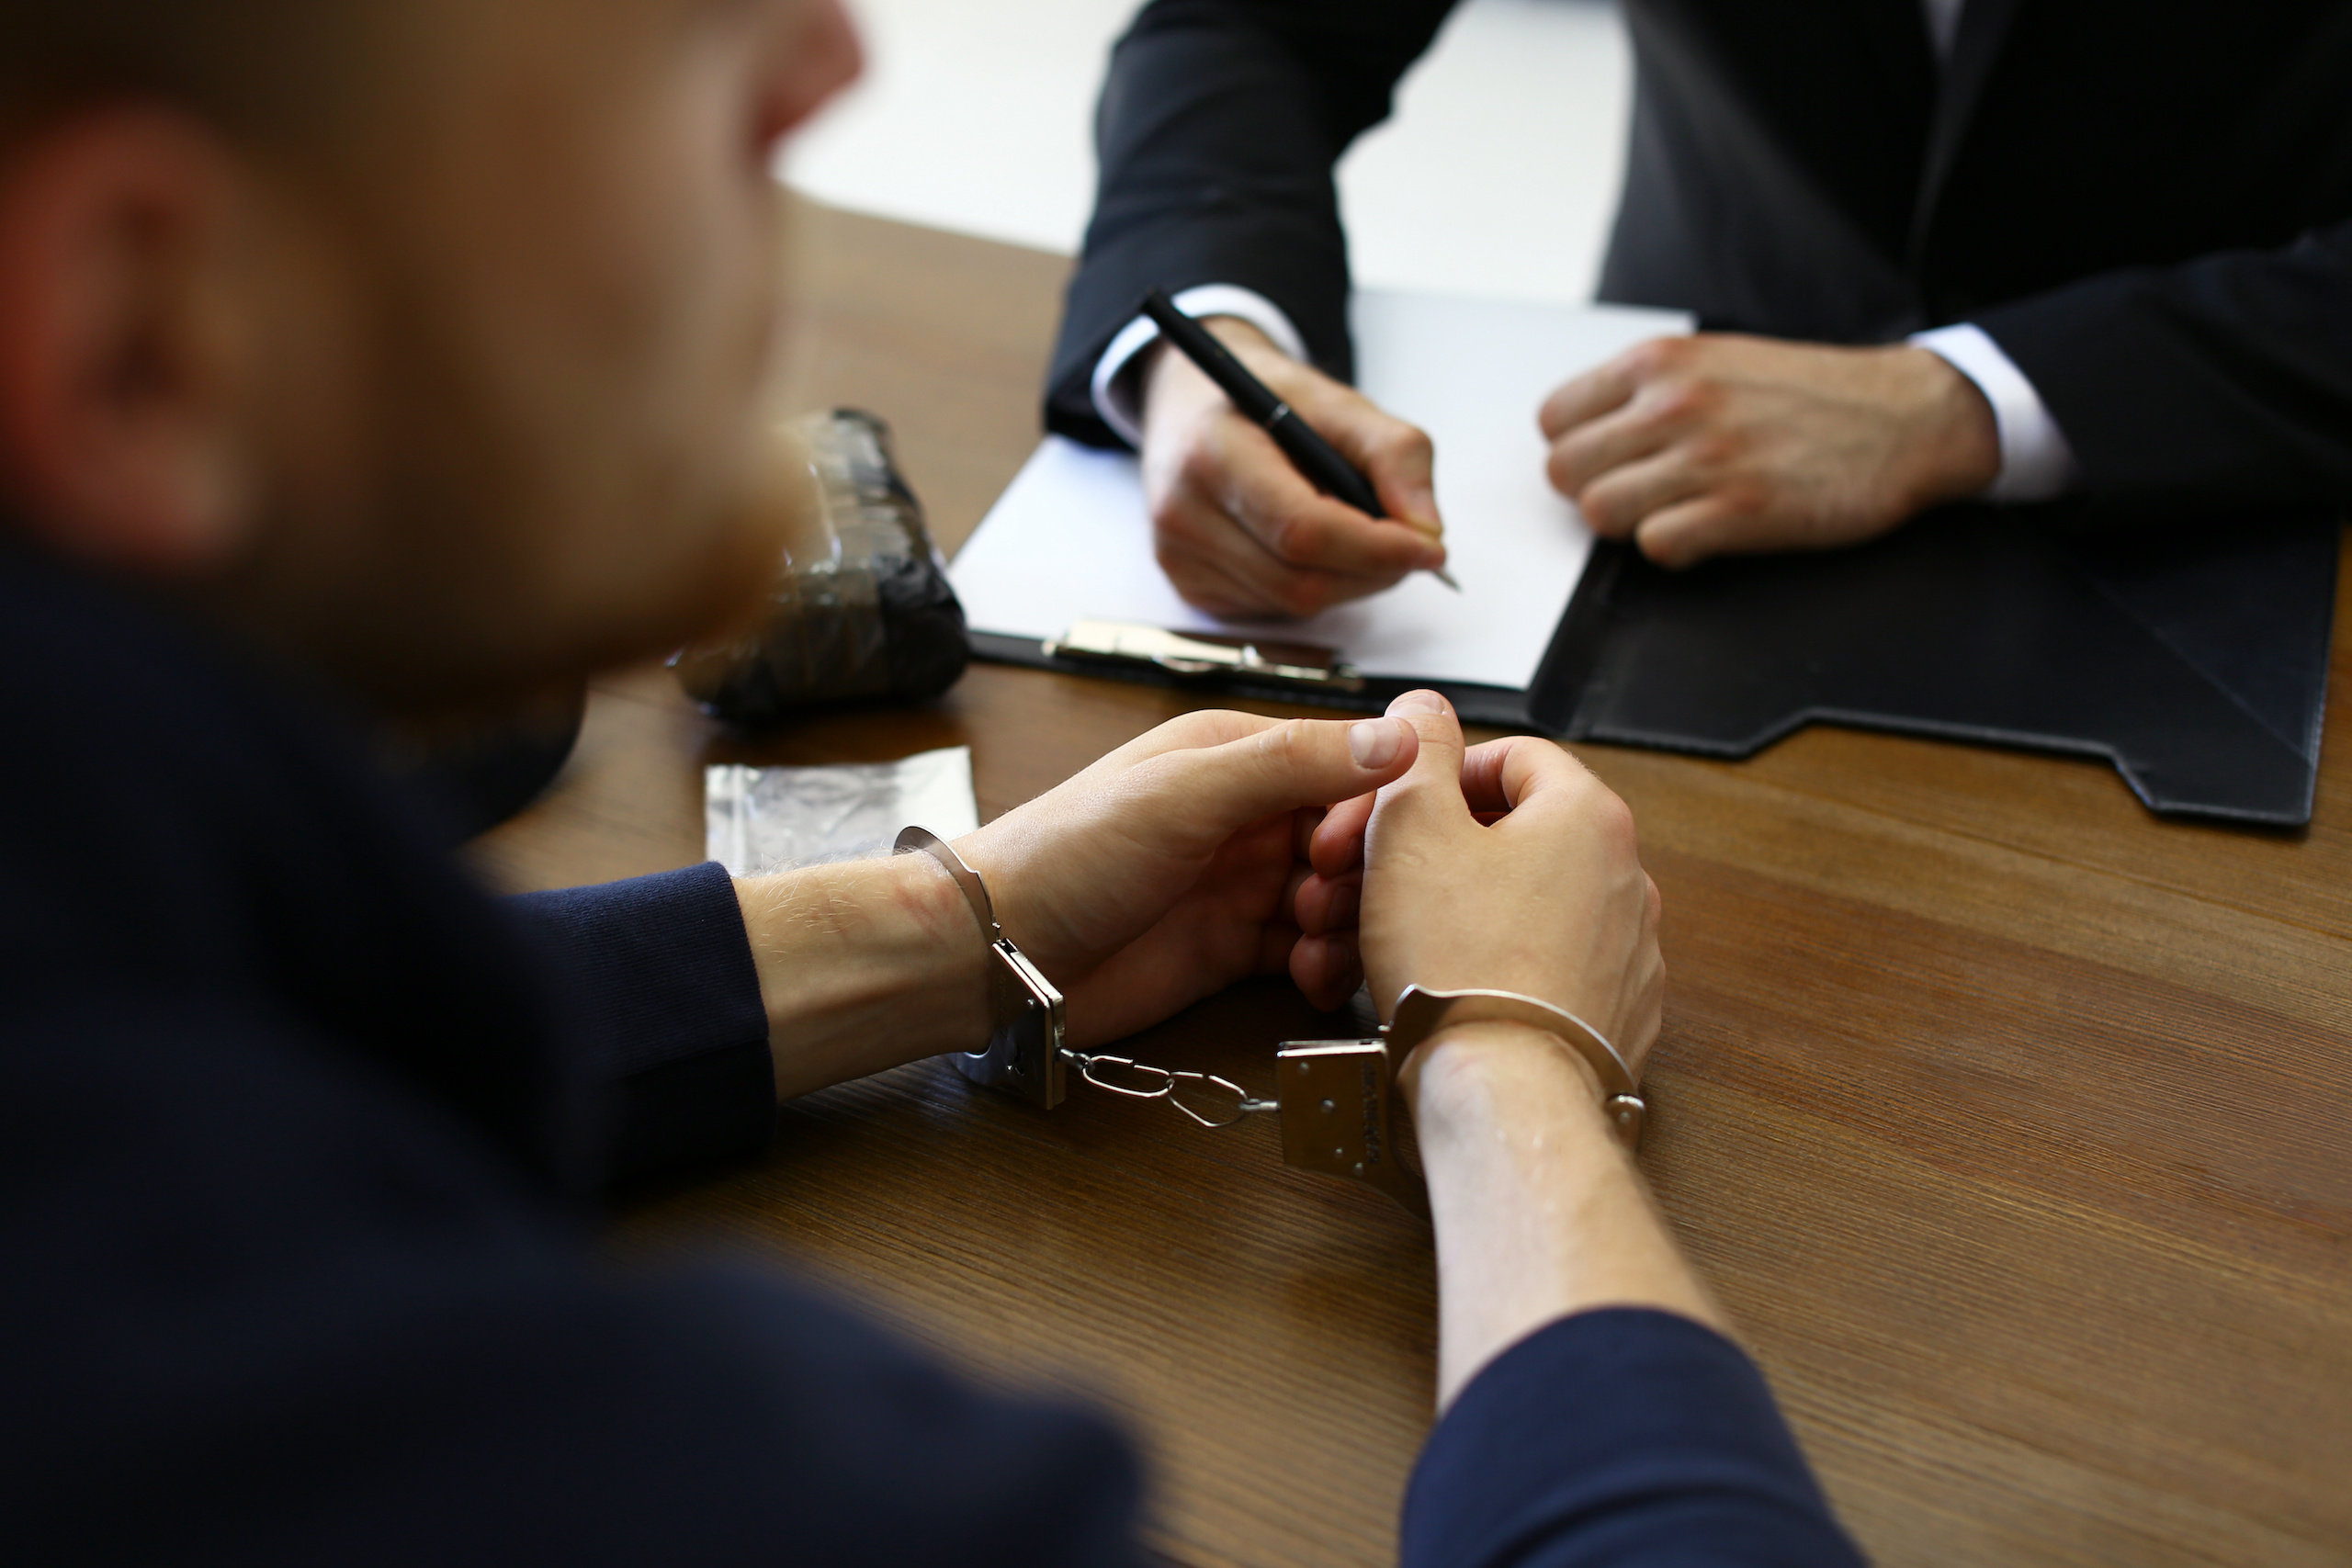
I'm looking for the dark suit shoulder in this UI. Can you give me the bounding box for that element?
[1047,0,1460,444]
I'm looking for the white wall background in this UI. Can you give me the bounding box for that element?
[784,0,1630,306]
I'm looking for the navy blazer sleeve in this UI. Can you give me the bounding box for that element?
[1973,220,2352,518]
[1406,1310,1865,1568]
[507,863,780,1186]
[1046,0,1457,446]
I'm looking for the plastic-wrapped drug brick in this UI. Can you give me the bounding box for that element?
[674,408,968,723]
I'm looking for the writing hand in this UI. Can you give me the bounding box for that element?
[956,709,1419,1049]
[1540,334,2000,569]
[1139,317,1447,618]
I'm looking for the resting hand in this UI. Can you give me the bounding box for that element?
[1540,334,1999,569]
[1138,317,1448,618]
[956,709,1419,1049]
[1310,692,1722,1406]
[1305,691,1663,1071]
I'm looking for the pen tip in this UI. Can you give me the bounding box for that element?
[1432,567,1462,592]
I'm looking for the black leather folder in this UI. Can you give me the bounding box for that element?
[969,509,2341,828]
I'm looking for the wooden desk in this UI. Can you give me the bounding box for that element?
[474,199,2352,1568]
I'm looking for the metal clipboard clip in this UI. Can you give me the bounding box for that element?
[1043,618,1366,694]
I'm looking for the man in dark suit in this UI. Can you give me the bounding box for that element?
[0,0,1865,1562]
[1047,0,2352,616]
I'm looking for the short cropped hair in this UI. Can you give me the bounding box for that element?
[0,3,365,149]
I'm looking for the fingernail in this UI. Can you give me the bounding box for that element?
[1349,718,1404,768]
[1417,545,1448,570]
[1387,690,1446,717]
[1407,488,1440,526]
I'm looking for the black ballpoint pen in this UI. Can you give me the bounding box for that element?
[1139,288,1460,592]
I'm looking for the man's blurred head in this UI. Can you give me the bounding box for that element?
[0,0,859,710]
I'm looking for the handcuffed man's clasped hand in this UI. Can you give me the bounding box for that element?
[952,709,1420,1048]
[948,693,1665,1073]
[1305,690,1666,1077]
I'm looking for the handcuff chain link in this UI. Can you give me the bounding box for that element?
[1057,1048,1280,1130]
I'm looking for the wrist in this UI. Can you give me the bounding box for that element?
[1140,315,1280,432]
[1407,1021,1611,1153]
[1896,344,2001,506]
[1411,1021,1730,1407]
[1202,313,1277,357]
[733,852,992,1100]
[895,844,999,1001]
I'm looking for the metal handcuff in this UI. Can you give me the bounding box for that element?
[895,826,1646,1219]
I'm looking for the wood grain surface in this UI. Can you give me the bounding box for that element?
[471,198,2352,1568]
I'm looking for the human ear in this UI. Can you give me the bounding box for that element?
[0,108,255,575]
[750,0,864,161]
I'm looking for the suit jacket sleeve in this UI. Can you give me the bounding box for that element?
[506,863,779,1188]
[1971,220,2352,517]
[1046,0,1460,446]
[1405,1309,1865,1568]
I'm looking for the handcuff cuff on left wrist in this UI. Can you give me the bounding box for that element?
[895,825,1647,1221]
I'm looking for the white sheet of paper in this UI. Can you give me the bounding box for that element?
[949,291,1690,690]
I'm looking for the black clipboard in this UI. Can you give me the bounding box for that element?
[971,507,2340,828]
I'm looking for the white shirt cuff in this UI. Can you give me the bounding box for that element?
[1089,284,1311,449]
[1910,321,2078,503]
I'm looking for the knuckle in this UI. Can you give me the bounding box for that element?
[1641,529,1698,570]
[1377,423,1434,467]
[1627,337,1684,378]
[1545,444,1578,493]
[1654,379,1716,423]
[1176,434,1225,491]
[1582,478,1634,531]
[1258,717,1318,773]
[1148,491,1193,536]
[1262,507,1324,565]
[1716,476,1770,517]
[1276,577,1333,617]
[1580,783,1640,847]
[1690,428,1743,468]
[1538,389,1575,438]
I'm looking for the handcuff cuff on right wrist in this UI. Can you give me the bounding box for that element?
[894,824,1647,1221]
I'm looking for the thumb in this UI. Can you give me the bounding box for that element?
[1372,690,1469,830]
[1150,716,1419,846]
